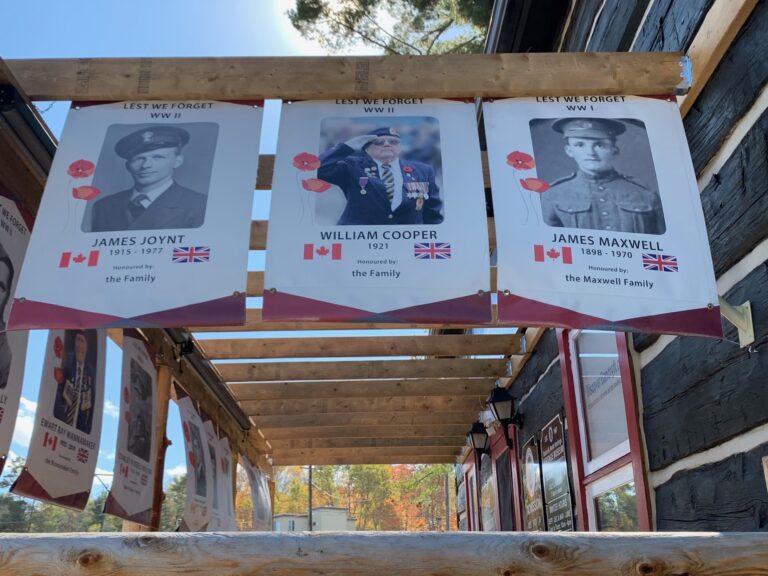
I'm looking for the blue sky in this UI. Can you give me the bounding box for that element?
[0,0,376,493]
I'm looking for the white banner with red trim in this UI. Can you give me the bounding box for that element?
[177,390,211,531]
[242,456,271,531]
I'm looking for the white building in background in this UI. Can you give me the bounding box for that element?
[274,507,357,532]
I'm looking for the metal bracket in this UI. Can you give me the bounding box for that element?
[719,296,754,348]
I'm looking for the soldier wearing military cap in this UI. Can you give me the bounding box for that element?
[90,125,207,232]
[540,118,665,234]
[318,126,443,225]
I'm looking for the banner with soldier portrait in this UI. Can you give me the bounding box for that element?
[8,101,262,330]
[0,184,33,475]
[104,330,157,525]
[177,387,211,531]
[11,329,106,510]
[210,433,237,532]
[485,96,721,337]
[264,99,491,323]
[242,456,272,531]
[201,415,222,531]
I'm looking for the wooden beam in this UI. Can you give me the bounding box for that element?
[273,455,455,466]
[272,446,461,459]
[216,358,510,382]
[1,532,766,575]
[190,308,497,332]
[261,424,469,440]
[228,378,496,401]
[251,218,497,250]
[678,0,758,117]
[241,395,486,417]
[267,436,467,450]
[252,410,479,429]
[245,269,499,297]
[149,364,172,531]
[6,53,687,101]
[198,333,520,360]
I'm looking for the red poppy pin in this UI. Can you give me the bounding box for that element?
[506,151,536,170]
[67,159,95,179]
[403,166,413,173]
[293,152,321,171]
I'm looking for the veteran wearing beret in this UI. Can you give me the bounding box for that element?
[89,126,207,232]
[318,127,443,225]
[540,118,665,235]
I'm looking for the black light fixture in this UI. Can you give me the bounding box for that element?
[467,421,490,454]
[487,386,523,448]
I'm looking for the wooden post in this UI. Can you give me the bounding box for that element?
[148,364,173,531]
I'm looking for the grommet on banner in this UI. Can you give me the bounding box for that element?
[269,288,276,293]
[718,296,754,348]
[503,289,511,296]
[477,289,484,296]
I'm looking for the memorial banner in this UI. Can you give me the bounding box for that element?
[211,434,237,531]
[242,456,272,531]
[485,96,721,337]
[12,329,106,509]
[264,99,491,323]
[104,330,156,525]
[0,185,32,475]
[9,101,262,329]
[177,389,211,531]
[540,414,574,531]
[520,437,546,531]
[202,416,222,531]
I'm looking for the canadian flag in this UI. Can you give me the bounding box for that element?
[534,244,573,264]
[119,463,129,478]
[59,250,99,268]
[43,431,58,450]
[304,243,342,260]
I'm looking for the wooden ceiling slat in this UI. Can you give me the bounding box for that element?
[217,358,510,382]
[191,308,497,332]
[253,410,479,429]
[261,424,469,440]
[7,53,686,101]
[267,436,467,450]
[272,447,461,459]
[199,333,520,360]
[273,455,455,466]
[241,395,486,417]
[228,378,496,401]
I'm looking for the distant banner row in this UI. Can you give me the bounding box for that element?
[4,97,720,337]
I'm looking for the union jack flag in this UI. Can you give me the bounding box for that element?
[77,447,90,464]
[414,242,451,260]
[642,253,678,272]
[172,246,211,263]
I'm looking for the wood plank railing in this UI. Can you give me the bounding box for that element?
[0,532,766,575]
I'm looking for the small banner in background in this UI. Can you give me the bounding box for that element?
[177,387,211,531]
[242,456,272,531]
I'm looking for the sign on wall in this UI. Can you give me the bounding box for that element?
[104,330,157,525]
[539,414,574,531]
[12,330,106,509]
[264,99,491,323]
[520,437,546,531]
[9,101,262,329]
[485,96,721,337]
[0,185,32,475]
[177,388,211,531]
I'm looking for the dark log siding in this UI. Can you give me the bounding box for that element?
[684,0,768,173]
[586,1,650,52]
[655,442,768,531]
[701,108,768,276]
[516,363,565,448]
[561,0,603,52]
[511,329,560,400]
[632,0,713,52]
[642,263,768,471]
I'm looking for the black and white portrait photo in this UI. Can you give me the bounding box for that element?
[52,330,98,434]
[316,116,444,226]
[532,117,666,235]
[82,122,219,233]
[0,241,14,389]
[126,359,153,462]
[188,421,207,498]
[208,442,219,510]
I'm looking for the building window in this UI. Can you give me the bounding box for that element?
[479,452,497,531]
[288,519,295,531]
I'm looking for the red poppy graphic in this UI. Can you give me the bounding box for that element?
[54,367,65,385]
[507,151,536,170]
[124,411,133,424]
[403,165,413,173]
[72,186,101,201]
[122,386,130,404]
[53,336,64,359]
[293,152,321,171]
[182,420,191,442]
[520,178,550,193]
[301,178,331,193]
[188,451,198,468]
[67,159,95,179]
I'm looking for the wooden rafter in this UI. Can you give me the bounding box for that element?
[261,424,469,441]
[240,395,486,417]
[267,436,467,450]
[252,410,479,429]
[272,455,455,466]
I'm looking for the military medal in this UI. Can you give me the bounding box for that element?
[416,197,424,211]
[359,176,369,195]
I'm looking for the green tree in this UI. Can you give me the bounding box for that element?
[159,474,187,531]
[288,0,492,55]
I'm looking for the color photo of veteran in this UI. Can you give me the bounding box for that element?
[317,117,444,225]
[534,118,666,235]
[0,241,14,389]
[83,123,219,233]
[53,330,98,434]
[188,421,207,498]
[126,359,153,462]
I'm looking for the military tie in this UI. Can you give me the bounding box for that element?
[66,366,82,426]
[381,164,395,204]
[128,193,149,222]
